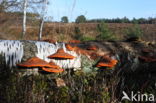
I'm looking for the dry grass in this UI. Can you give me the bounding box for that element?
[0,12,156,42]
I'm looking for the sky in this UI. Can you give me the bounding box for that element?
[47,0,156,22]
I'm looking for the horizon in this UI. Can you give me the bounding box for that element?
[47,0,156,22]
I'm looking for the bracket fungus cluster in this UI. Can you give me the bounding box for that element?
[0,40,119,74]
[17,57,63,73]
[17,46,78,74]
[42,61,63,73]
[65,42,118,69]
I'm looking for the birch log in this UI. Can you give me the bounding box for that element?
[0,40,155,73]
[0,40,81,70]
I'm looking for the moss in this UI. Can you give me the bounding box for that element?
[32,75,48,93]
[100,88,111,102]
[81,55,99,73]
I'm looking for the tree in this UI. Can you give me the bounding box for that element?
[125,23,143,38]
[0,0,7,12]
[0,0,47,39]
[0,0,19,12]
[75,15,86,23]
[21,0,47,39]
[137,18,146,24]
[38,0,48,40]
[22,0,28,39]
[61,16,68,23]
[96,22,115,41]
[132,17,138,24]
[73,27,83,40]
[121,16,130,23]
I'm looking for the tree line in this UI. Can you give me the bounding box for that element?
[86,17,156,24]
[61,15,156,24]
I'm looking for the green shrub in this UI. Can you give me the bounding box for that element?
[73,27,83,40]
[96,22,116,41]
[125,23,143,38]
[73,27,95,41]
[81,36,95,41]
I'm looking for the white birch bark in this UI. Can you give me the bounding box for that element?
[22,0,28,39]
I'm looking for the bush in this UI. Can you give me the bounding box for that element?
[73,27,95,41]
[96,22,116,41]
[81,36,95,41]
[73,27,83,40]
[125,23,143,38]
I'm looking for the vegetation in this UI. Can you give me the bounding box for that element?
[87,17,156,24]
[0,1,156,103]
[81,36,95,41]
[0,0,19,12]
[0,70,115,103]
[0,11,155,42]
[125,23,143,38]
[0,8,155,42]
[96,22,116,41]
[73,26,83,40]
[73,26,95,41]
[75,15,86,23]
[61,16,69,23]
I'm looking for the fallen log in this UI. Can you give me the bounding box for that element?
[0,40,81,70]
[0,40,156,103]
[0,40,155,73]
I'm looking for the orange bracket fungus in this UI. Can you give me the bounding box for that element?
[17,57,63,73]
[48,48,75,59]
[41,61,64,73]
[65,44,75,51]
[68,40,81,44]
[42,67,63,73]
[17,57,53,68]
[96,56,118,68]
[87,45,98,51]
